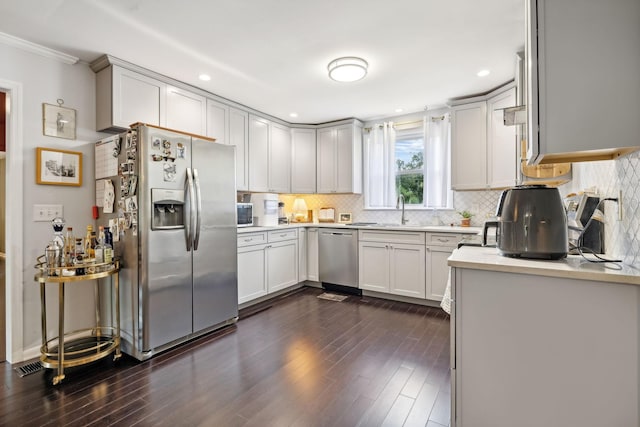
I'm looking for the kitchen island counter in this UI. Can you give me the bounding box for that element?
[449,246,640,427]
[449,246,640,286]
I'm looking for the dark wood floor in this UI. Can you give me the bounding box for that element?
[0,287,451,427]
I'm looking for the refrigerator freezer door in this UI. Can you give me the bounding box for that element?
[139,126,193,351]
[192,138,238,332]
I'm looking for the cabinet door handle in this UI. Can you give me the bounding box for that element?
[280,234,287,237]
[437,238,449,242]
[244,238,252,242]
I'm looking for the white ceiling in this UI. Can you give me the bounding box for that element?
[0,0,525,124]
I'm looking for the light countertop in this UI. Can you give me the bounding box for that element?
[448,246,640,286]
[238,223,482,235]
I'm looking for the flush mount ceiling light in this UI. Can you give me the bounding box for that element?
[477,69,490,77]
[328,57,368,82]
[198,74,211,81]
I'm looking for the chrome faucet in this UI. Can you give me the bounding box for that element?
[396,194,408,225]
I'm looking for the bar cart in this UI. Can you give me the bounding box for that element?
[34,257,121,385]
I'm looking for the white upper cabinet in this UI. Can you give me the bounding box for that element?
[451,85,518,190]
[487,87,517,189]
[291,128,317,194]
[206,100,249,191]
[249,115,270,192]
[206,99,229,144]
[96,65,167,132]
[317,122,362,194]
[229,108,249,191]
[526,0,640,164]
[451,101,487,190]
[166,86,206,135]
[317,128,336,193]
[269,122,292,193]
[248,115,291,193]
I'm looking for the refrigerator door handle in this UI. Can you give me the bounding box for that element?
[193,168,202,251]
[185,167,196,251]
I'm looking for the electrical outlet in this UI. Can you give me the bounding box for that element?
[618,189,623,221]
[33,204,64,222]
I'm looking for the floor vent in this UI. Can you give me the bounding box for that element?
[317,293,348,302]
[15,361,43,377]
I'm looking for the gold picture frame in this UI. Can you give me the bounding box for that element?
[42,101,76,140]
[36,147,82,186]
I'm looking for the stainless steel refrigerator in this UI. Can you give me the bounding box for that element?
[96,123,238,361]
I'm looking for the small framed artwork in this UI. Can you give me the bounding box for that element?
[338,212,353,224]
[36,147,82,186]
[42,100,76,140]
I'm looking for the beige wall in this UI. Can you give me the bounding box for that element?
[0,41,108,358]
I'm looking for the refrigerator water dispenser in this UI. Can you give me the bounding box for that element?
[152,188,185,230]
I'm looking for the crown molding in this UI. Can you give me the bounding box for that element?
[0,32,79,65]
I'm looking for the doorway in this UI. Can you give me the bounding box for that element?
[0,80,24,364]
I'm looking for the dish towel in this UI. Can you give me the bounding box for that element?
[440,267,452,315]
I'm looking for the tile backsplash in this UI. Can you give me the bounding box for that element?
[560,150,640,266]
[277,190,502,228]
[243,150,640,266]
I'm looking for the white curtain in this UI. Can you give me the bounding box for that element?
[365,122,397,207]
[424,113,452,208]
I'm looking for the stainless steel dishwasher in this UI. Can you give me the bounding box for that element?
[318,228,360,294]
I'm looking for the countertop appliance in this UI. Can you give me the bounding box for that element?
[237,202,253,227]
[96,123,238,360]
[566,193,604,254]
[483,185,568,259]
[251,193,278,226]
[318,228,359,294]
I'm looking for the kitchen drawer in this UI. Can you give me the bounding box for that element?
[237,232,267,247]
[426,233,462,247]
[268,228,298,243]
[358,230,426,245]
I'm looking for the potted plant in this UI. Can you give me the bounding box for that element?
[458,210,473,227]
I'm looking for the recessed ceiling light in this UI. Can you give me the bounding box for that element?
[477,69,490,77]
[328,57,368,82]
[395,108,403,113]
[289,113,298,118]
[198,74,211,81]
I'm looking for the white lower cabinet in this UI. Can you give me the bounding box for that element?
[237,230,298,304]
[307,228,319,282]
[298,229,307,282]
[426,246,454,301]
[426,233,461,301]
[267,240,298,293]
[390,244,426,298]
[359,242,390,293]
[238,243,268,304]
[359,230,426,298]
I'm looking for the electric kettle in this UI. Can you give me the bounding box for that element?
[483,185,568,259]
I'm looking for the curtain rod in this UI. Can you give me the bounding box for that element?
[364,115,446,132]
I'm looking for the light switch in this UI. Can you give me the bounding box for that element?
[33,204,64,222]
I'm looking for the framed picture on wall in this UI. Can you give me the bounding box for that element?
[36,147,82,186]
[42,101,76,140]
[338,212,352,224]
